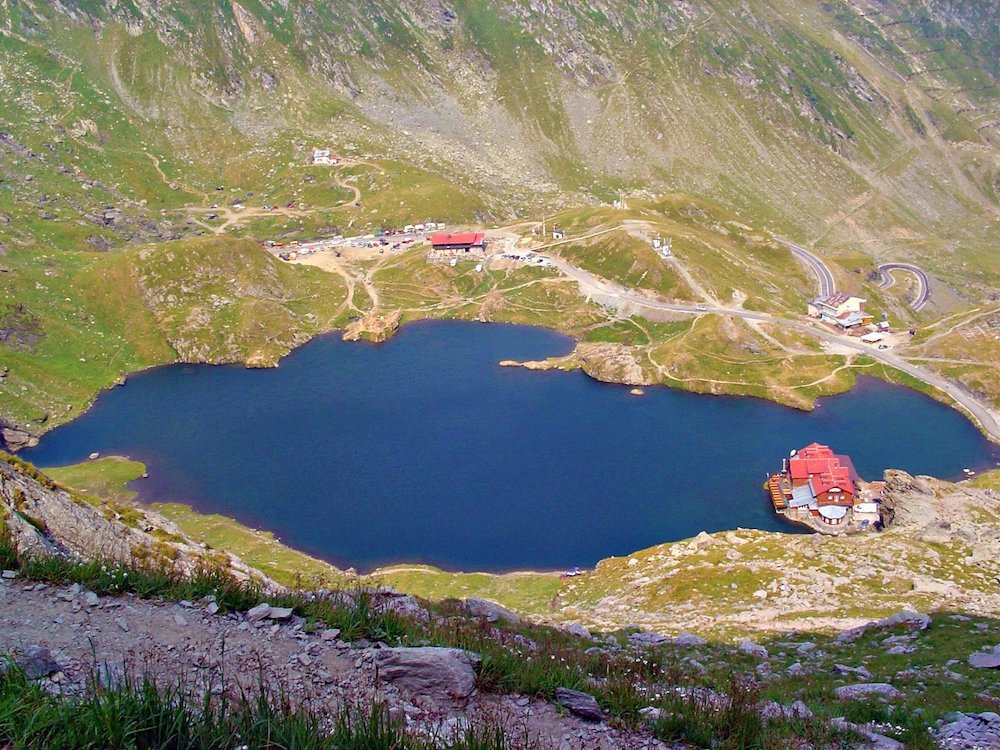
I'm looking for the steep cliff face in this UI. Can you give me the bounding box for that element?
[0,453,279,591]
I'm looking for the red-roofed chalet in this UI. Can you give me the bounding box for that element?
[430,232,486,251]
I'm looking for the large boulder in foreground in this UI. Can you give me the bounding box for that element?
[376,647,481,700]
[555,687,604,722]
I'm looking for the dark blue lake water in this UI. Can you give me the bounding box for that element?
[22,321,1000,572]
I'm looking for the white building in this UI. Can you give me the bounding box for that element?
[310,148,339,166]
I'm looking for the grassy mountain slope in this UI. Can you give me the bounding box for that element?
[0,237,352,431]
[0,1,996,272]
[2,0,1000,433]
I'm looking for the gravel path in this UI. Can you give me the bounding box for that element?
[0,578,675,750]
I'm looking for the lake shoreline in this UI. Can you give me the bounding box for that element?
[21,320,1000,573]
[6,315,997,453]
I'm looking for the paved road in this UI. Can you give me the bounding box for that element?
[545,256,1000,444]
[778,239,836,298]
[878,263,930,311]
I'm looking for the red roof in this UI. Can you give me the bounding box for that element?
[810,468,855,498]
[798,442,833,458]
[430,232,485,248]
[788,443,839,480]
[819,293,852,308]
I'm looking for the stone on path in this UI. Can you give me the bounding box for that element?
[12,646,62,680]
[376,647,481,700]
[247,603,293,622]
[247,602,272,623]
[555,687,604,722]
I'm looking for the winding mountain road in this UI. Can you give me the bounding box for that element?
[879,263,930,311]
[544,255,1000,444]
[777,239,836,298]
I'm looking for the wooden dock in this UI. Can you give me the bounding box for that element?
[768,473,791,510]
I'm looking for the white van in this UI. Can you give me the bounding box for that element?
[403,224,414,233]
[414,224,425,232]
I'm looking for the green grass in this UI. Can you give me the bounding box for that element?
[0,236,354,433]
[153,502,352,589]
[0,666,519,750]
[45,457,145,504]
[555,230,694,301]
[376,565,562,615]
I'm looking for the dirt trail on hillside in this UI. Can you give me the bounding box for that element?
[0,580,676,750]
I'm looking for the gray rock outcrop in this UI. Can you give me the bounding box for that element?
[463,597,520,624]
[737,639,768,658]
[628,631,670,647]
[969,647,1000,670]
[834,683,904,701]
[934,711,1000,749]
[673,631,707,648]
[0,454,279,591]
[836,610,930,643]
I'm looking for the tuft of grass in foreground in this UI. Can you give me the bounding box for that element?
[652,676,850,750]
[0,665,522,750]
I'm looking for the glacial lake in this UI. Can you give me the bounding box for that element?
[22,320,1000,572]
